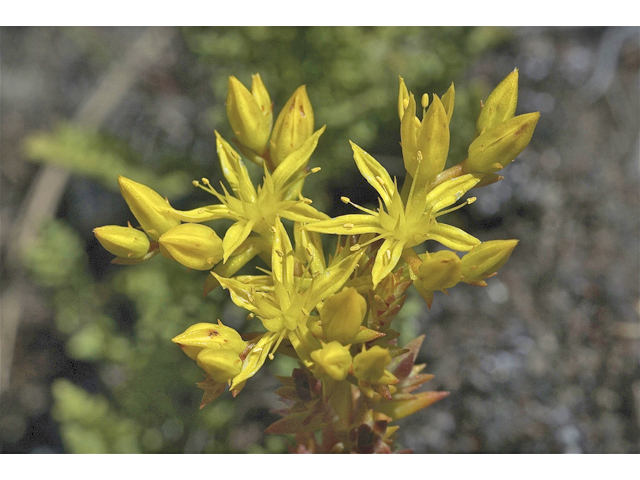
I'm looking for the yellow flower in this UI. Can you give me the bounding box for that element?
[213,216,363,389]
[306,141,481,287]
[170,130,329,263]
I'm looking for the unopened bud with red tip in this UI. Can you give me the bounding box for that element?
[226,75,272,154]
[118,176,180,240]
[93,225,150,259]
[319,287,367,345]
[158,223,223,270]
[463,112,540,174]
[172,321,246,361]
[196,348,242,383]
[461,239,518,282]
[269,85,315,167]
[477,69,519,134]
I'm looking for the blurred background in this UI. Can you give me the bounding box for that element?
[0,26,638,453]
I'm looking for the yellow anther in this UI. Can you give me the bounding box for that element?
[350,244,361,252]
[201,178,211,186]
[343,223,354,230]
[311,167,321,173]
[421,93,429,109]
[340,196,351,204]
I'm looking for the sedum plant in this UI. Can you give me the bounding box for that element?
[94,70,538,453]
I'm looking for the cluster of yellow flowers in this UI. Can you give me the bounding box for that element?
[94,70,538,452]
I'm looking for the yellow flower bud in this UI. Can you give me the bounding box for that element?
[461,239,518,282]
[353,346,391,384]
[226,75,272,154]
[477,69,519,134]
[251,73,272,127]
[158,223,223,270]
[310,341,352,381]
[416,250,462,291]
[196,348,243,383]
[172,321,247,361]
[269,85,314,167]
[319,287,367,345]
[414,94,450,185]
[93,225,150,259]
[118,176,180,241]
[463,112,540,174]
[397,76,410,121]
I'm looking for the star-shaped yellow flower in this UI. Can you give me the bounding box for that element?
[213,216,363,389]
[169,129,329,262]
[305,141,482,287]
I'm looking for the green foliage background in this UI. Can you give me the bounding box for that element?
[14,26,511,453]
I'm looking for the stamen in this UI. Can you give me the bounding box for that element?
[342,197,378,216]
[269,329,288,360]
[311,167,321,173]
[436,196,477,217]
[350,244,361,252]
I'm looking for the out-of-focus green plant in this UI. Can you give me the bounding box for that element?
[21,27,514,453]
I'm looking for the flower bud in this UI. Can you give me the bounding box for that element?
[310,341,352,381]
[477,69,519,134]
[269,85,314,167]
[319,287,367,345]
[172,321,247,360]
[463,112,540,174]
[353,346,392,384]
[416,250,462,291]
[93,225,150,259]
[226,75,271,154]
[158,223,223,270]
[461,239,518,282]
[397,76,410,121]
[414,94,450,185]
[196,348,242,383]
[118,176,180,241]
[251,73,272,127]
